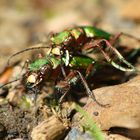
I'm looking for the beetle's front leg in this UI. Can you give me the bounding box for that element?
[85,63,97,78]
[21,59,30,72]
[55,71,75,103]
[56,70,109,107]
[75,71,110,107]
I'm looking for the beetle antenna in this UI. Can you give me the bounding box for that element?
[120,32,140,42]
[0,78,20,89]
[111,32,140,45]
[7,43,50,66]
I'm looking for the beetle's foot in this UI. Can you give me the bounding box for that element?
[89,94,111,108]
[92,98,110,108]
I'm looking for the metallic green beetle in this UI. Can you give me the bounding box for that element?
[49,26,137,72]
[2,26,139,106]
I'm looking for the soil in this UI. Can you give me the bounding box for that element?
[0,104,39,139]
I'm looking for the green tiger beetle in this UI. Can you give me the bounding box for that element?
[49,26,140,72]
[1,26,140,107]
[21,53,101,105]
[2,52,103,106]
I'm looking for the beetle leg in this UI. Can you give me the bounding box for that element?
[56,70,109,107]
[75,71,110,107]
[96,39,136,72]
[31,86,40,105]
[21,59,30,72]
[56,71,78,103]
[60,47,67,78]
[85,63,96,78]
[55,80,70,103]
[58,87,70,103]
[84,39,136,72]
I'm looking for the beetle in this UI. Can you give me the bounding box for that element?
[49,26,139,72]
[1,26,139,106]
[7,26,139,72]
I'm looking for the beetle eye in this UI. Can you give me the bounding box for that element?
[27,74,36,84]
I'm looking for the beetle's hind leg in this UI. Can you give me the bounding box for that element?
[85,39,136,72]
[97,39,136,72]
